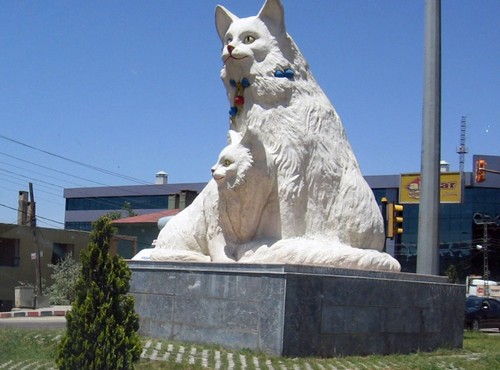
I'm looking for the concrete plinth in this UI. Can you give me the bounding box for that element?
[14,286,34,308]
[128,261,464,357]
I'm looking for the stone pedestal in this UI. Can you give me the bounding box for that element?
[128,261,464,357]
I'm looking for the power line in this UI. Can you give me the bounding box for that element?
[0,168,64,191]
[0,202,64,226]
[0,135,168,226]
[0,169,170,220]
[0,155,84,187]
[0,134,150,185]
[0,152,169,204]
[0,151,128,187]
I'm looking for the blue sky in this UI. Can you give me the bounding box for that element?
[0,0,498,228]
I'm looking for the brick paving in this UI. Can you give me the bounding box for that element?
[0,332,490,370]
[138,341,314,369]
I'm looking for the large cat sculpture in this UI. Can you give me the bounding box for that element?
[150,0,400,271]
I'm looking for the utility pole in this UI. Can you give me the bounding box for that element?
[473,213,499,297]
[417,0,441,275]
[29,182,43,297]
[482,221,489,297]
[483,222,489,287]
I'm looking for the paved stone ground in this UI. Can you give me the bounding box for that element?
[137,338,476,370]
[139,339,290,370]
[0,335,489,370]
[0,339,360,370]
[0,360,57,370]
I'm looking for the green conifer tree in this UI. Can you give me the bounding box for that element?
[56,216,141,369]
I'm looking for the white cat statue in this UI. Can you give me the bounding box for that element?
[214,0,399,270]
[151,0,400,272]
[150,129,280,262]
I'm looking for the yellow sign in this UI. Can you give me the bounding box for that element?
[399,172,463,204]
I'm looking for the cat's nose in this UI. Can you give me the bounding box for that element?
[211,168,215,174]
[227,45,235,54]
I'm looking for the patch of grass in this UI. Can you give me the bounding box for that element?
[0,329,61,363]
[1,328,500,369]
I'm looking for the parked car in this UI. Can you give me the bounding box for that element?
[465,296,500,330]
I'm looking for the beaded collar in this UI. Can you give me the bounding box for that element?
[228,69,295,125]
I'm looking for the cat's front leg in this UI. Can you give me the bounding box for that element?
[207,232,236,262]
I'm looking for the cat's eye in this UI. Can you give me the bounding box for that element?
[225,36,233,45]
[243,35,255,44]
[223,159,233,167]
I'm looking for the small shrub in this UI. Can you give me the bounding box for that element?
[56,216,141,369]
[46,254,82,305]
[445,265,459,284]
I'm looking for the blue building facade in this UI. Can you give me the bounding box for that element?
[368,154,500,279]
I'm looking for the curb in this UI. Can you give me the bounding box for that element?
[0,308,70,319]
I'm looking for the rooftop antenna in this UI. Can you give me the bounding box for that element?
[456,116,468,173]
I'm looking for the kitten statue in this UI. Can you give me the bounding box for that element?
[212,130,280,259]
[215,0,400,270]
[150,129,279,262]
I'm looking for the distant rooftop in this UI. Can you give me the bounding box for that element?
[64,182,207,198]
[111,209,180,224]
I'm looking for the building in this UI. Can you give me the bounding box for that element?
[111,209,181,258]
[64,155,500,280]
[0,223,90,311]
[64,182,205,231]
[367,154,500,278]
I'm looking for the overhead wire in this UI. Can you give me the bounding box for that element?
[0,134,151,185]
[0,151,137,188]
[0,133,167,225]
[0,136,181,211]
[0,156,85,188]
[0,168,64,193]
[0,202,64,226]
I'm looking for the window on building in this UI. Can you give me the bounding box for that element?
[65,222,92,231]
[65,195,169,211]
[0,238,20,267]
[52,243,74,264]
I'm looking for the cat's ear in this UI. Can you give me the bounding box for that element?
[215,5,239,43]
[228,130,243,145]
[257,0,286,34]
[241,128,267,163]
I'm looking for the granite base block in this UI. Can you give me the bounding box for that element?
[128,261,464,357]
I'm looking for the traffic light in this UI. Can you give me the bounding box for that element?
[387,202,404,239]
[475,159,487,183]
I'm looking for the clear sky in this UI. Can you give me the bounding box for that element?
[0,0,498,228]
